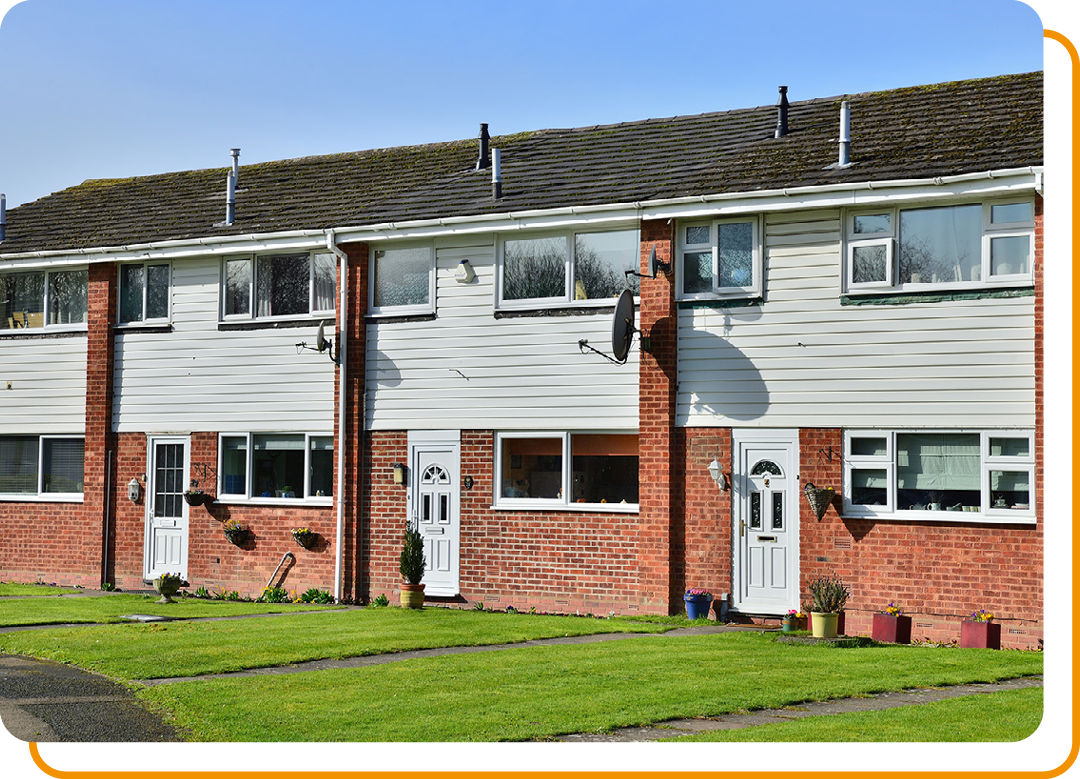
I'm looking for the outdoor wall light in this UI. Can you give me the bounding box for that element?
[393,463,406,484]
[707,458,728,491]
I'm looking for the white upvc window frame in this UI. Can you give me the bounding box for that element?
[842,429,1035,524]
[495,227,641,311]
[845,198,1035,294]
[367,242,436,317]
[216,432,334,505]
[494,431,639,512]
[676,215,762,301]
[220,251,337,322]
[0,267,89,333]
[0,434,85,502]
[118,261,172,325]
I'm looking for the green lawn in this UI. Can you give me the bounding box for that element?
[0,607,669,679]
[0,582,84,597]
[665,687,1042,742]
[132,631,1041,741]
[0,592,344,627]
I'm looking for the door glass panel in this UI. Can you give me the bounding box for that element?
[750,460,782,476]
[750,492,762,529]
[421,493,431,524]
[439,494,449,524]
[155,443,184,518]
[772,491,784,530]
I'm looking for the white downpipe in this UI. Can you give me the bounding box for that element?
[326,230,348,603]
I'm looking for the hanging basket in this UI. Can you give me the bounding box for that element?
[223,527,247,546]
[293,530,316,549]
[804,484,835,520]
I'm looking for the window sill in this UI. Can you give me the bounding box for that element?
[841,286,1034,306]
[677,297,763,310]
[0,326,88,339]
[492,501,639,514]
[493,303,622,319]
[218,318,329,331]
[842,510,1035,525]
[0,495,84,503]
[366,312,436,325]
[215,497,333,508]
[115,323,173,334]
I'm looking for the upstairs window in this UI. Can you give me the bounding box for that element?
[846,200,1034,292]
[223,252,336,320]
[369,244,434,316]
[497,228,639,309]
[119,262,170,324]
[1,269,88,331]
[677,217,761,300]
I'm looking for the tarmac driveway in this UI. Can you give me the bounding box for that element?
[0,654,182,742]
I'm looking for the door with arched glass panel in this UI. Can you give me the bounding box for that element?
[733,431,798,614]
[408,440,460,596]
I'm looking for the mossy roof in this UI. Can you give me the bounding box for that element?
[1,71,1042,255]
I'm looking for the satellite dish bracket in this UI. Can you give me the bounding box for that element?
[625,246,671,280]
[295,320,339,364]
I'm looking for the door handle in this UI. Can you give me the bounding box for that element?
[740,520,745,538]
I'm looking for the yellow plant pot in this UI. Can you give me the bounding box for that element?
[811,611,839,638]
[400,583,425,609]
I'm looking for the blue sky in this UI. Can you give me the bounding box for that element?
[0,0,1056,208]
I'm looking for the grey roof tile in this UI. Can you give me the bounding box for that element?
[1,71,1042,255]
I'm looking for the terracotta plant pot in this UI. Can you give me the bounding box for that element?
[400,583,425,609]
[872,613,912,644]
[961,620,1001,649]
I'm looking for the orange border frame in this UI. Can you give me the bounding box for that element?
[14,27,1071,777]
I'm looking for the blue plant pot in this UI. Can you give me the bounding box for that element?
[684,594,713,620]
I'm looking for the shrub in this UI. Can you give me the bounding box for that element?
[371,593,389,608]
[808,572,850,613]
[399,523,426,585]
[299,588,334,604]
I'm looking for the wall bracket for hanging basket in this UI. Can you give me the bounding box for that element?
[804,483,835,520]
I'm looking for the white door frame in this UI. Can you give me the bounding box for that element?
[142,435,191,582]
[406,430,461,597]
[731,429,800,615]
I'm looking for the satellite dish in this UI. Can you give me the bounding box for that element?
[316,321,328,353]
[611,289,635,364]
[648,246,671,277]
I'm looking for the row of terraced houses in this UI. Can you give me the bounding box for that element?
[0,71,1043,647]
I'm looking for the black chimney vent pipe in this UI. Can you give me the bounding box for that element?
[775,86,789,138]
[476,123,490,170]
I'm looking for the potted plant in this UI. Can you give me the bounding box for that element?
[683,588,713,620]
[781,608,804,633]
[153,572,188,604]
[183,481,212,507]
[292,527,316,549]
[872,602,912,644]
[961,609,1001,649]
[222,519,248,545]
[808,572,849,638]
[399,521,426,608]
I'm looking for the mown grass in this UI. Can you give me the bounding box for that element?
[665,687,1042,742]
[0,592,344,627]
[0,582,84,597]
[0,607,669,679]
[135,632,1041,741]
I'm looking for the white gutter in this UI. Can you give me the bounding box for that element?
[1,166,1042,270]
[325,230,348,604]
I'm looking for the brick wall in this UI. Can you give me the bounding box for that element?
[636,219,677,612]
[363,430,644,615]
[678,428,733,600]
[796,429,1042,650]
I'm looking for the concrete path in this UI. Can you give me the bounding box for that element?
[0,617,1042,743]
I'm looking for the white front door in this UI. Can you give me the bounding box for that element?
[143,436,190,581]
[733,430,799,615]
[408,433,460,597]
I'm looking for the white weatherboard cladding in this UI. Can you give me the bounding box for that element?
[0,337,87,434]
[366,241,638,431]
[113,257,335,432]
[678,209,1036,429]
